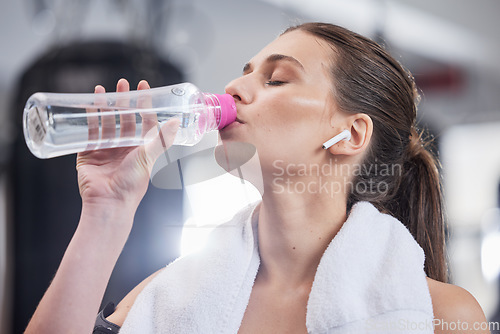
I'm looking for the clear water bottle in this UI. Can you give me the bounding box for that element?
[23,82,237,159]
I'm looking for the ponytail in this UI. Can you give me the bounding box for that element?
[386,128,448,282]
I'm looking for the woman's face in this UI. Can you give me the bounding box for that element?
[220,30,341,172]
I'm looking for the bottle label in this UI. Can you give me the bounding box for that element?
[28,106,46,144]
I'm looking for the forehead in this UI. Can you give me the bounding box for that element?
[250,30,332,73]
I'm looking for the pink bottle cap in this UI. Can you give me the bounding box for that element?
[213,93,237,129]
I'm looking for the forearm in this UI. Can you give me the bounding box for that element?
[25,202,136,334]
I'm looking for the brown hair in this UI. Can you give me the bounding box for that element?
[285,23,448,282]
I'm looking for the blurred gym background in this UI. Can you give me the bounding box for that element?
[0,0,499,333]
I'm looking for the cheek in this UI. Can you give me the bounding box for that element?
[258,96,331,158]
[270,95,331,141]
[261,92,328,125]
[289,94,328,111]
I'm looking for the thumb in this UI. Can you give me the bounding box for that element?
[142,118,180,168]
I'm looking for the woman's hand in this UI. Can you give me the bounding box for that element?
[25,79,179,334]
[76,79,179,209]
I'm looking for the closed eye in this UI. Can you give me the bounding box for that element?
[266,80,286,86]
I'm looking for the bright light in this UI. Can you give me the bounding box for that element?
[180,217,216,256]
[481,208,500,282]
[180,173,261,256]
[481,235,500,282]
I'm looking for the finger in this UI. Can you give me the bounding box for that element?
[85,85,105,149]
[95,85,105,94]
[118,79,134,139]
[137,80,150,90]
[101,79,127,140]
[137,80,158,138]
[142,118,180,169]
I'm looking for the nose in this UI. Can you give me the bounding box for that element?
[224,76,252,104]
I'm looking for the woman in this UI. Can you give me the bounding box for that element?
[26,23,488,333]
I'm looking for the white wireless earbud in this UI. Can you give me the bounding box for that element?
[322,130,351,149]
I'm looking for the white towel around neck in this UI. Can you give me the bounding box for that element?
[120,201,434,333]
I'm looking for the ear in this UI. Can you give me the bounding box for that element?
[326,113,373,156]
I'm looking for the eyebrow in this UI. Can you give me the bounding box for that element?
[243,53,305,74]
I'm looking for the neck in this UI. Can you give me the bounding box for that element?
[257,175,347,288]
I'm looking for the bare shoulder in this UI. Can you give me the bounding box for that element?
[426,277,489,333]
[106,268,164,327]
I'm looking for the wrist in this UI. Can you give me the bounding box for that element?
[79,200,137,236]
